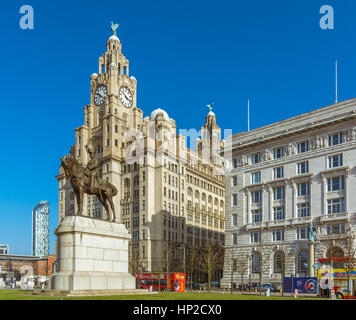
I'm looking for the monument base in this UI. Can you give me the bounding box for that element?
[49,216,135,292]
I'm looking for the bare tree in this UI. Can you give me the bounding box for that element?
[341,225,356,298]
[186,244,198,291]
[234,249,249,294]
[225,249,236,294]
[129,244,143,277]
[272,244,291,297]
[164,240,181,279]
[199,241,224,292]
[253,235,271,296]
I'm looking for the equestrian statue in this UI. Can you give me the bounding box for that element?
[60,145,118,222]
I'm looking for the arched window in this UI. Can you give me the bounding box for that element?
[274,252,284,273]
[252,252,261,274]
[297,251,309,274]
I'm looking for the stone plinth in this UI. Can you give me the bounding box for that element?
[49,216,135,292]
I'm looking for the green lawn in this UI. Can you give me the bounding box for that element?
[0,290,323,300]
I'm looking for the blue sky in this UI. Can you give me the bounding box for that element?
[0,0,355,254]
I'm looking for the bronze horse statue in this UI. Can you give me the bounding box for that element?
[60,155,118,222]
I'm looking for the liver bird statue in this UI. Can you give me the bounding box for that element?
[206,102,215,112]
[110,21,120,36]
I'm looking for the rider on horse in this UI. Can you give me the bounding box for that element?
[85,144,103,192]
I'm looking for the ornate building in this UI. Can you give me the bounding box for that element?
[56,31,225,276]
[222,99,356,288]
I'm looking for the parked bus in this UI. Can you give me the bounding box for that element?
[317,258,356,299]
[136,272,186,292]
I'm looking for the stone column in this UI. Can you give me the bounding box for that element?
[309,241,315,277]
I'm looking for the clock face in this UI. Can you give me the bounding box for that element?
[119,86,133,108]
[94,85,107,106]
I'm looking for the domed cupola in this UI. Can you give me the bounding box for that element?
[149,108,170,122]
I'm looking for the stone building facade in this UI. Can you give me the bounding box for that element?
[222,99,356,288]
[56,32,225,277]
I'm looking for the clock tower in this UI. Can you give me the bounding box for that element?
[66,29,144,220]
[57,26,226,274]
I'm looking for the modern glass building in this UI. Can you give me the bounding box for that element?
[32,201,49,257]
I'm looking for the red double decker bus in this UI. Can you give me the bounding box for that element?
[136,272,186,292]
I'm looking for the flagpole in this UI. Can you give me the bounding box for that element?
[248,99,250,132]
[335,60,338,104]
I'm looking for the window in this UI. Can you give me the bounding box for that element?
[273,167,284,179]
[251,191,262,204]
[273,147,284,159]
[251,209,262,223]
[132,217,139,227]
[233,158,238,169]
[273,206,285,220]
[297,251,309,274]
[232,214,237,226]
[233,233,238,245]
[327,223,346,235]
[132,231,139,242]
[232,194,238,206]
[252,253,261,273]
[274,252,284,273]
[251,171,261,183]
[327,198,345,214]
[327,176,345,192]
[142,229,146,240]
[329,133,343,146]
[142,215,146,225]
[251,153,261,164]
[297,161,309,174]
[273,187,284,200]
[250,231,261,243]
[297,203,310,217]
[272,229,284,242]
[297,227,310,240]
[297,141,309,154]
[328,154,343,168]
[232,176,238,187]
[142,171,146,181]
[297,182,310,196]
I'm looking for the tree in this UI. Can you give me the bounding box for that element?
[164,240,181,280]
[129,244,143,277]
[341,224,356,298]
[199,241,224,292]
[234,249,249,294]
[253,235,271,296]
[225,249,236,294]
[272,244,291,297]
[186,244,198,291]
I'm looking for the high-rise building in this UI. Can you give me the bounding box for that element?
[32,201,50,257]
[0,244,9,255]
[222,99,356,288]
[56,31,226,278]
